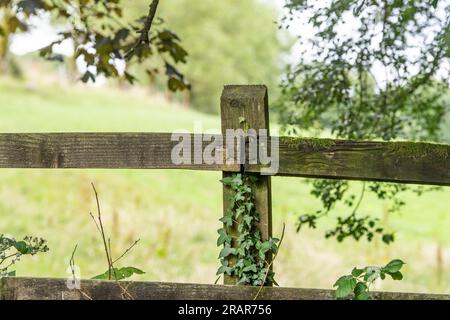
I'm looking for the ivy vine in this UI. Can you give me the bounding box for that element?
[217,174,280,286]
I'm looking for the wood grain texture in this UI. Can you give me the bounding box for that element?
[248,137,449,186]
[0,133,448,185]
[0,132,239,171]
[221,85,273,285]
[1,277,449,300]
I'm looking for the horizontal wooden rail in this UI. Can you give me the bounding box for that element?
[0,133,448,185]
[1,277,448,300]
[0,133,239,171]
[248,137,450,186]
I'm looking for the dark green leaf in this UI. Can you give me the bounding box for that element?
[219,245,236,258]
[92,266,145,281]
[351,267,364,277]
[334,275,356,299]
[14,241,29,254]
[389,271,403,280]
[354,282,370,300]
[383,259,405,274]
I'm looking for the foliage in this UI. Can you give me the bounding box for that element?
[217,174,280,286]
[334,259,405,300]
[279,0,450,241]
[297,181,395,243]
[150,0,287,112]
[93,266,145,281]
[0,0,189,90]
[0,235,48,277]
[89,183,144,281]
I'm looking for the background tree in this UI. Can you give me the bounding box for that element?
[125,0,288,113]
[279,0,449,242]
[0,0,189,91]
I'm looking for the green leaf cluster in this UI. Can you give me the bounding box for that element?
[334,259,405,300]
[217,174,279,286]
[155,0,288,113]
[0,0,188,90]
[282,0,449,244]
[0,235,49,277]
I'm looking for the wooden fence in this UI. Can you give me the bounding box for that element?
[0,85,449,300]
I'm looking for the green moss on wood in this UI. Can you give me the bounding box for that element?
[387,141,450,160]
[282,137,336,151]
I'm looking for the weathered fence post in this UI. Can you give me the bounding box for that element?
[220,85,273,285]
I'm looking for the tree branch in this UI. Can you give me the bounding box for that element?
[139,0,160,45]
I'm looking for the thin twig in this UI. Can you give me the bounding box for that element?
[108,237,120,281]
[91,183,113,280]
[89,212,101,234]
[112,239,141,265]
[253,223,286,300]
[351,182,366,216]
[88,183,140,299]
[78,289,93,300]
[0,253,17,265]
[125,0,160,60]
[139,0,160,44]
[69,244,78,281]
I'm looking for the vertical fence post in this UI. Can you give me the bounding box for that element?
[220,85,273,285]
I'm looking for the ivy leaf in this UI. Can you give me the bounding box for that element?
[216,265,232,276]
[237,274,249,285]
[383,259,405,274]
[259,241,272,257]
[217,228,230,246]
[235,206,245,218]
[245,202,254,212]
[243,265,257,273]
[243,215,253,227]
[219,214,233,227]
[219,245,236,258]
[220,177,234,186]
[334,275,356,299]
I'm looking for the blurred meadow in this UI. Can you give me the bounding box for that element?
[0,73,449,294]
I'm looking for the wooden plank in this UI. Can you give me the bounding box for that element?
[245,137,450,186]
[1,277,449,300]
[0,132,239,171]
[220,85,273,285]
[0,133,448,185]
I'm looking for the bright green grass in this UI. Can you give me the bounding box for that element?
[0,77,449,294]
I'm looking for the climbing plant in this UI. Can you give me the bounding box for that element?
[217,174,280,286]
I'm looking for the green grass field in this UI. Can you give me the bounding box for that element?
[0,76,449,294]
